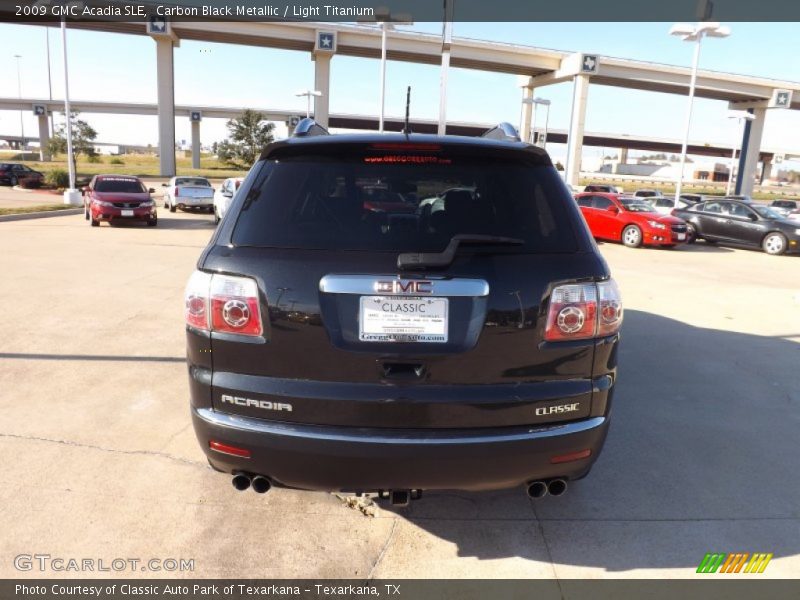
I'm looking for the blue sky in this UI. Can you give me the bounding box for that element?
[1,21,799,166]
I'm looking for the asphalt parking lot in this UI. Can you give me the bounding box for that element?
[1,210,799,579]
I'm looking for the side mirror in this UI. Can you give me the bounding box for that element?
[81,187,87,195]
[148,188,156,194]
[607,205,619,213]
[749,213,758,221]
[161,183,168,187]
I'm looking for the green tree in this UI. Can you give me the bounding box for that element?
[47,111,98,172]
[218,110,275,166]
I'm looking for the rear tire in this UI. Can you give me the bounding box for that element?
[169,201,176,213]
[685,223,697,244]
[762,232,787,256]
[621,225,642,248]
[214,207,220,224]
[84,204,89,220]
[147,218,157,227]
[90,217,99,227]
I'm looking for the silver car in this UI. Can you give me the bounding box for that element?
[213,177,244,223]
[162,176,215,213]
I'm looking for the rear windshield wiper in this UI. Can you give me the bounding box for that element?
[397,234,525,270]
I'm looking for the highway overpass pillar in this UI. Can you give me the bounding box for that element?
[520,81,534,143]
[191,120,201,169]
[736,107,765,197]
[760,156,772,184]
[37,113,51,161]
[618,147,628,164]
[313,53,331,128]
[155,37,176,177]
[565,73,590,186]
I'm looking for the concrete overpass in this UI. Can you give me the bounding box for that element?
[14,19,800,193]
[4,95,795,157]
[3,97,797,184]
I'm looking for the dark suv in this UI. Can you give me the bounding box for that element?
[186,120,622,504]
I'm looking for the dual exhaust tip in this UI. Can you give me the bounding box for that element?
[231,473,271,494]
[527,478,567,499]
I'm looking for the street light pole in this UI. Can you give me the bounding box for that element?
[674,37,701,204]
[670,22,730,206]
[61,19,79,203]
[46,27,54,136]
[521,97,551,146]
[295,90,322,119]
[379,22,388,132]
[437,0,454,135]
[13,55,24,149]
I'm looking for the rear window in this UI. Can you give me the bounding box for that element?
[231,153,578,253]
[95,178,145,193]
[175,178,211,187]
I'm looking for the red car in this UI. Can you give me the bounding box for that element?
[84,175,157,227]
[574,192,687,248]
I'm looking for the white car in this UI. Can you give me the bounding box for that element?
[648,196,695,216]
[213,177,244,223]
[162,176,215,213]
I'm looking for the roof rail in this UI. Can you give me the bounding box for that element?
[480,122,521,142]
[292,117,330,138]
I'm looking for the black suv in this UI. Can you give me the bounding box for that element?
[186,120,622,503]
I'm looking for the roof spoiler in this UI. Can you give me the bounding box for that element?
[480,122,521,142]
[293,118,329,138]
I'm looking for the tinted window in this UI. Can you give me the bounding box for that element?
[175,177,211,187]
[94,178,146,193]
[703,202,723,214]
[725,202,754,218]
[654,198,672,207]
[232,153,578,253]
[593,196,613,210]
[576,196,593,207]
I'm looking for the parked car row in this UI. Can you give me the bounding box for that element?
[575,186,800,256]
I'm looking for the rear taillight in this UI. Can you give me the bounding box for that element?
[184,271,262,337]
[544,280,622,342]
[174,187,179,197]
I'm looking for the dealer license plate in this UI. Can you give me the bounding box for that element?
[677,233,686,240]
[359,296,448,343]
[121,209,134,217]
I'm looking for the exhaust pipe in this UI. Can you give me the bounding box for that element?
[547,478,568,497]
[251,475,272,494]
[527,481,548,499]
[231,472,251,491]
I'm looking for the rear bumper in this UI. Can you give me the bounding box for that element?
[176,198,213,207]
[192,407,610,492]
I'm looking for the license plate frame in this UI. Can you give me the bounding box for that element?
[121,209,134,217]
[359,295,448,343]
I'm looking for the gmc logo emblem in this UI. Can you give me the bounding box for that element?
[375,280,433,294]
